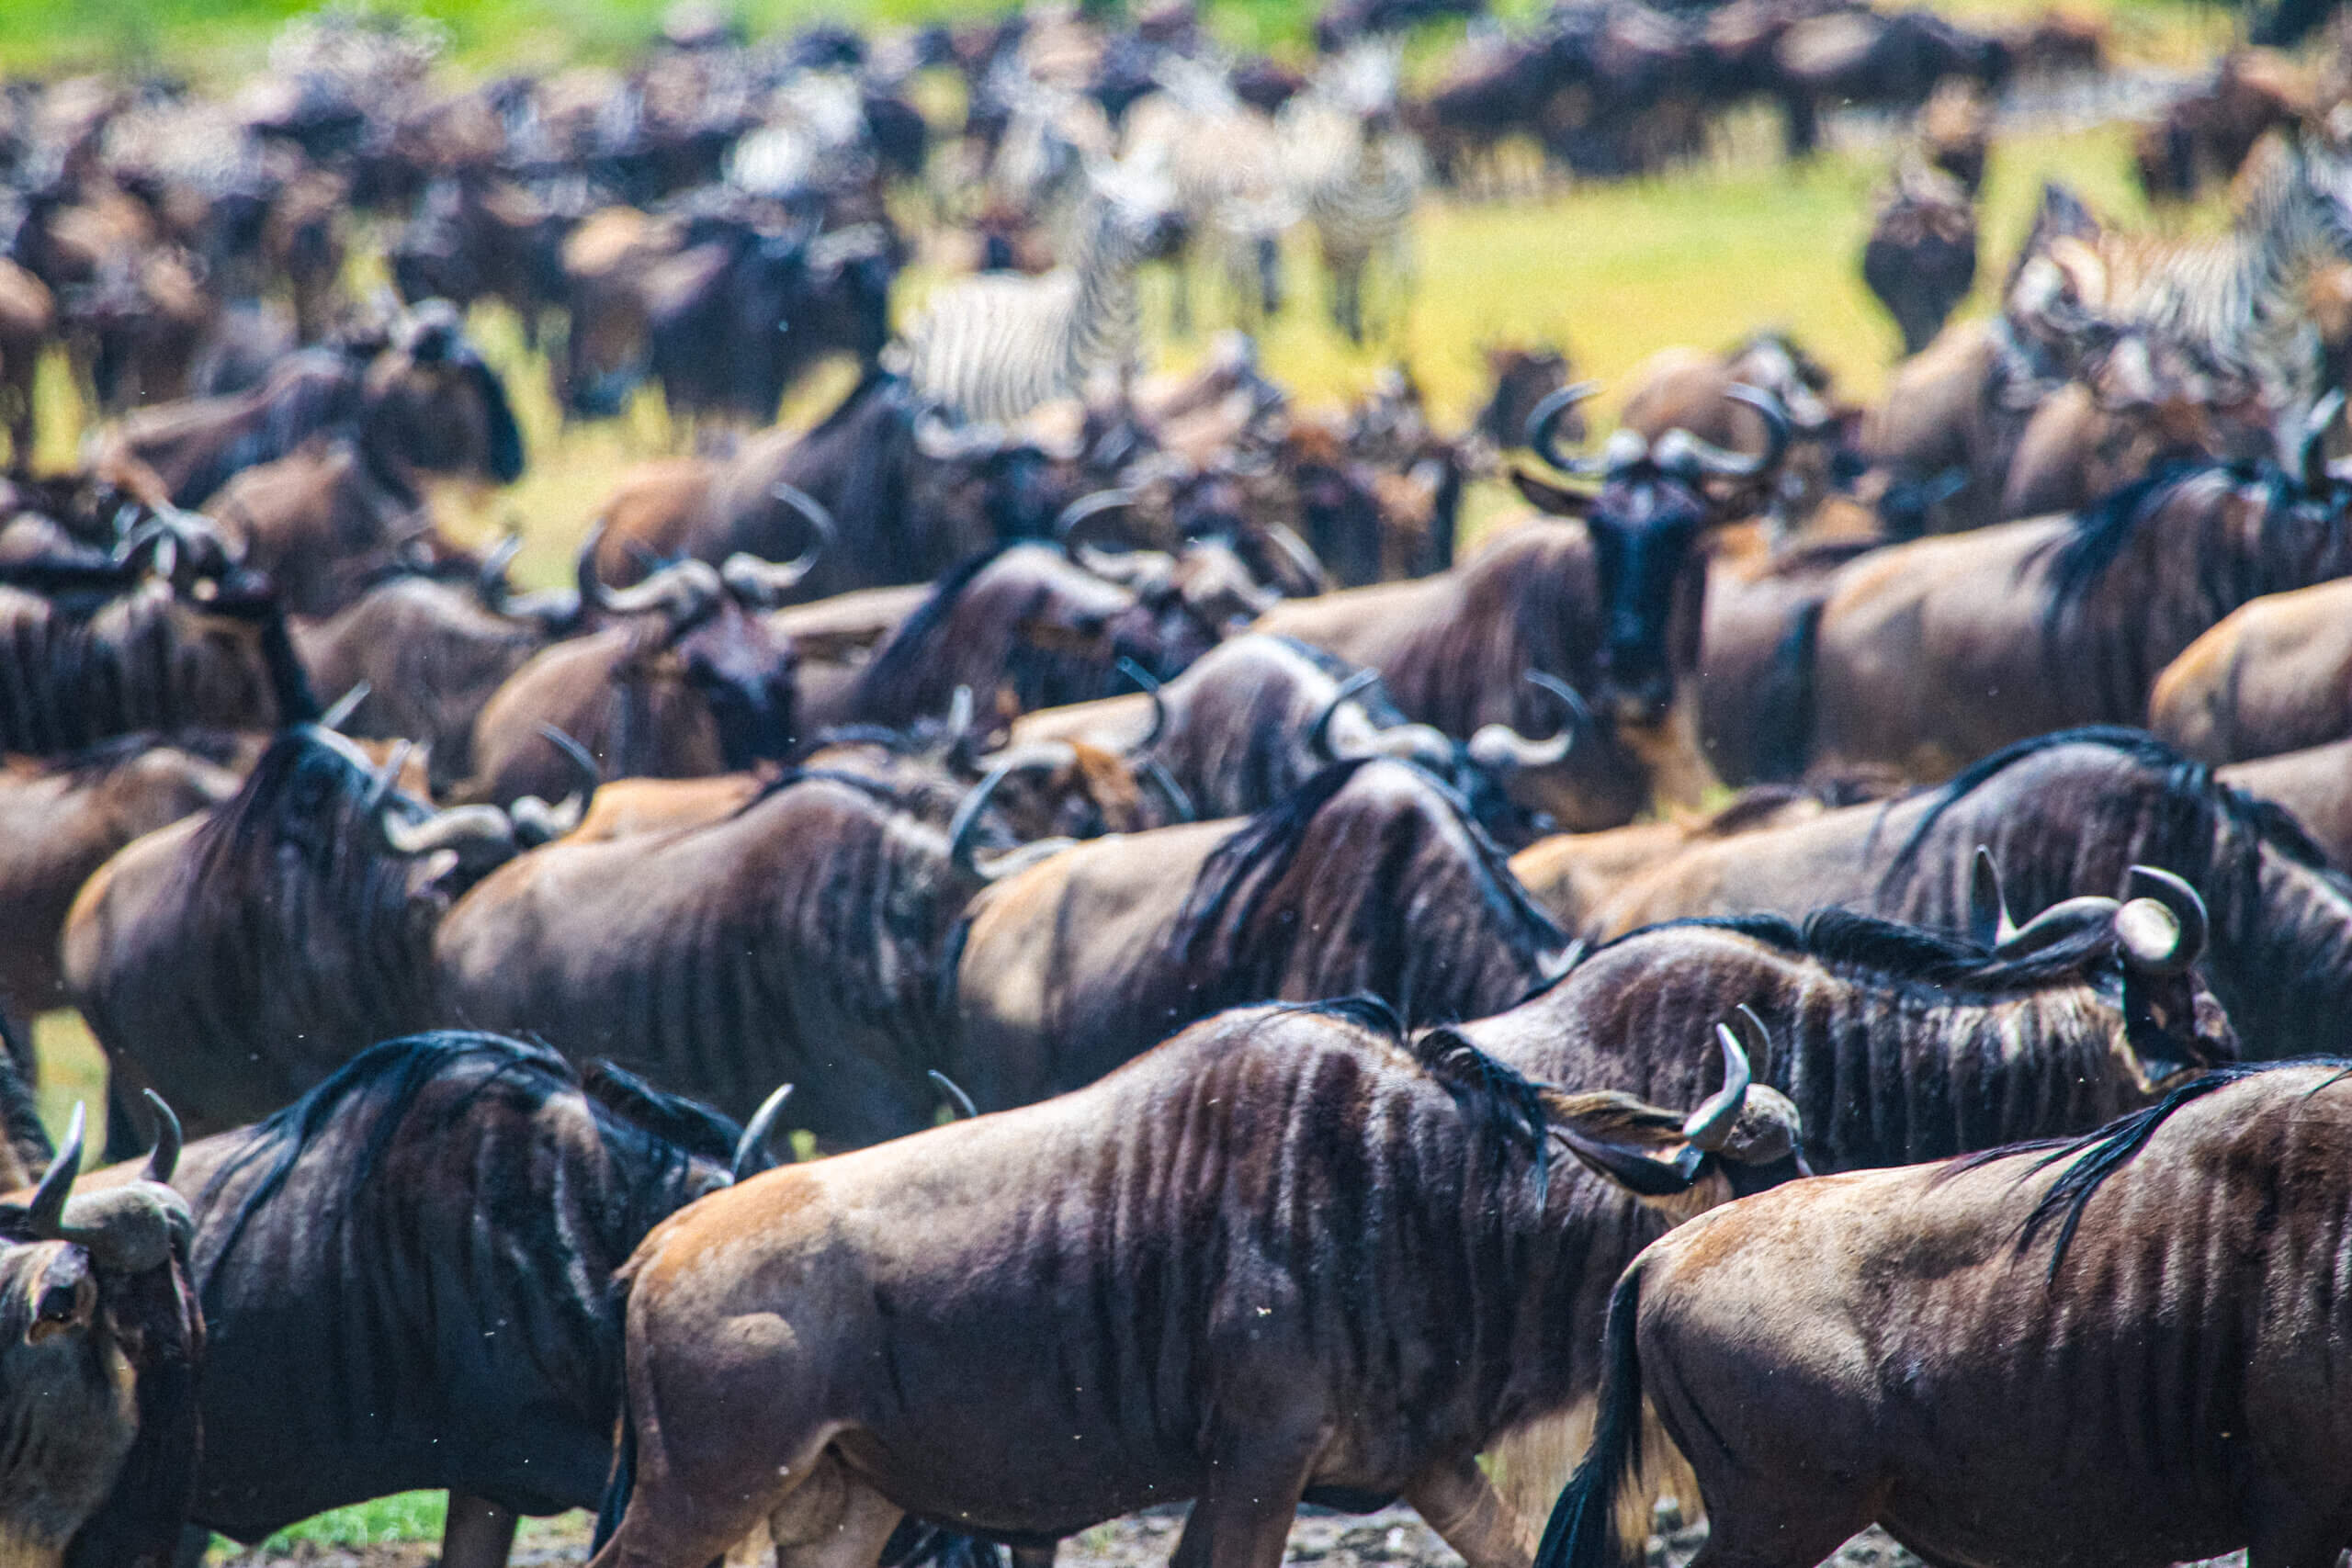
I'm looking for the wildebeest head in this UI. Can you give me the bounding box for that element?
[1969,850,2230,1089]
[1475,343,1575,451]
[579,525,814,770]
[911,407,1080,545]
[0,1100,198,1565]
[362,298,526,485]
[1513,380,1790,725]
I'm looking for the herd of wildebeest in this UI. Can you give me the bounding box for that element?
[23,2,2352,1567]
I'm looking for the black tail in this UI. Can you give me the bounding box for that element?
[593,1288,639,1553]
[1753,599,1823,784]
[1533,1265,1648,1568]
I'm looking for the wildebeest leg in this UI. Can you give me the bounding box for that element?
[764,1449,904,1568]
[1169,1429,1321,1568]
[1403,1456,1535,1568]
[443,1494,519,1568]
[592,1425,849,1568]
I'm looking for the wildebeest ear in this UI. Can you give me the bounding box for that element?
[582,1061,741,1164]
[1508,468,1595,517]
[1544,1089,1706,1198]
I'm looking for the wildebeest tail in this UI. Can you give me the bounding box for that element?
[1534,1265,1647,1568]
[593,1285,638,1553]
[1753,598,1823,784]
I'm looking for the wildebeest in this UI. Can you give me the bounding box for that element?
[587,998,1803,1568]
[458,542,810,807]
[63,727,523,1140]
[92,302,523,513]
[1540,1059,2352,1568]
[949,757,1575,1111]
[436,770,985,1146]
[1861,158,1976,358]
[291,552,582,791]
[0,549,318,755]
[2214,736,2352,869]
[2147,572,2352,762]
[1777,452,2352,782]
[0,733,245,1044]
[1595,728,2352,1063]
[152,1033,792,1566]
[1009,634,1581,845]
[844,542,1228,729]
[0,1103,201,1568]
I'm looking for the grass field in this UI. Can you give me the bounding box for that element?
[6,0,2251,1544]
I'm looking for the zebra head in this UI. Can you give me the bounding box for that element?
[1085,153,1187,265]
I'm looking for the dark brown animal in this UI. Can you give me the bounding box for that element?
[435,771,985,1147]
[949,757,1575,1111]
[62,727,524,1138]
[2214,737,2352,868]
[586,999,1802,1568]
[1541,1059,2352,1568]
[0,1104,201,1568]
[0,735,243,1041]
[1862,160,1977,358]
[2148,574,2352,763]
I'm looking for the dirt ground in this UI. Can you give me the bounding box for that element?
[211,1504,1952,1568]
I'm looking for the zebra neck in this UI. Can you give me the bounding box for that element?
[1068,208,1143,378]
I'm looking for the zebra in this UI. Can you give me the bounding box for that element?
[895,153,1182,425]
[2085,133,2352,435]
[1279,42,1426,346]
[1121,57,1297,336]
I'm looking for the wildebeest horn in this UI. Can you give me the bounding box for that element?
[2301,389,2346,492]
[1653,385,1792,479]
[927,1069,978,1121]
[578,525,721,621]
[1968,846,2018,947]
[718,486,836,606]
[141,1090,180,1184]
[1993,895,2124,958]
[1307,669,1384,762]
[2115,864,2209,976]
[364,739,416,815]
[478,533,525,600]
[947,744,1079,881]
[381,804,516,858]
[912,406,1003,461]
[1526,380,1604,472]
[1681,1021,1753,1153]
[1054,489,1141,547]
[731,1083,795,1179]
[1466,671,1590,773]
[320,681,371,733]
[1118,657,1168,750]
[25,1103,82,1239]
[1139,756,1195,822]
[537,724,601,796]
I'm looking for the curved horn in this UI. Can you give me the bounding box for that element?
[25,1104,82,1239]
[1307,669,1384,762]
[364,739,416,815]
[1526,380,1605,472]
[719,485,836,605]
[1139,755,1195,822]
[1657,384,1792,479]
[2117,864,2210,976]
[1053,488,1141,548]
[1118,657,1168,749]
[731,1083,795,1179]
[927,1068,979,1121]
[578,525,719,620]
[380,804,516,857]
[319,681,371,733]
[1466,671,1589,773]
[141,1091,180,1185]
[1681,1021,1754,1154]
[477,533,525,604]
[2302,389,2346,492]
[1968,845,2018,947]
[1993,895,2123,958]
[946,744,1077,880]
[536,724,602,798]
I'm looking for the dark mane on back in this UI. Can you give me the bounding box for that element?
[850,547,1009,712]
[1413,1022,1555,1199]
[734,763,940,820]
[1574,906,2127,992]
[1958,1060,2352,1278]
[1881,726,2335,897]
[196,1032,581,1281]
[2033,458,2256,627]
[1261,636,1416,728]
[28,728,249,784]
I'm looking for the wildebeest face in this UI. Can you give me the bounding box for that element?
[1584,478,1709,726]
[675,601,799,769]
[367,303,526,485]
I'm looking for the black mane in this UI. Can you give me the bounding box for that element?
[1572,905,2124,992]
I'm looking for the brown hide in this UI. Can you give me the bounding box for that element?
[2149,577,2352,763]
